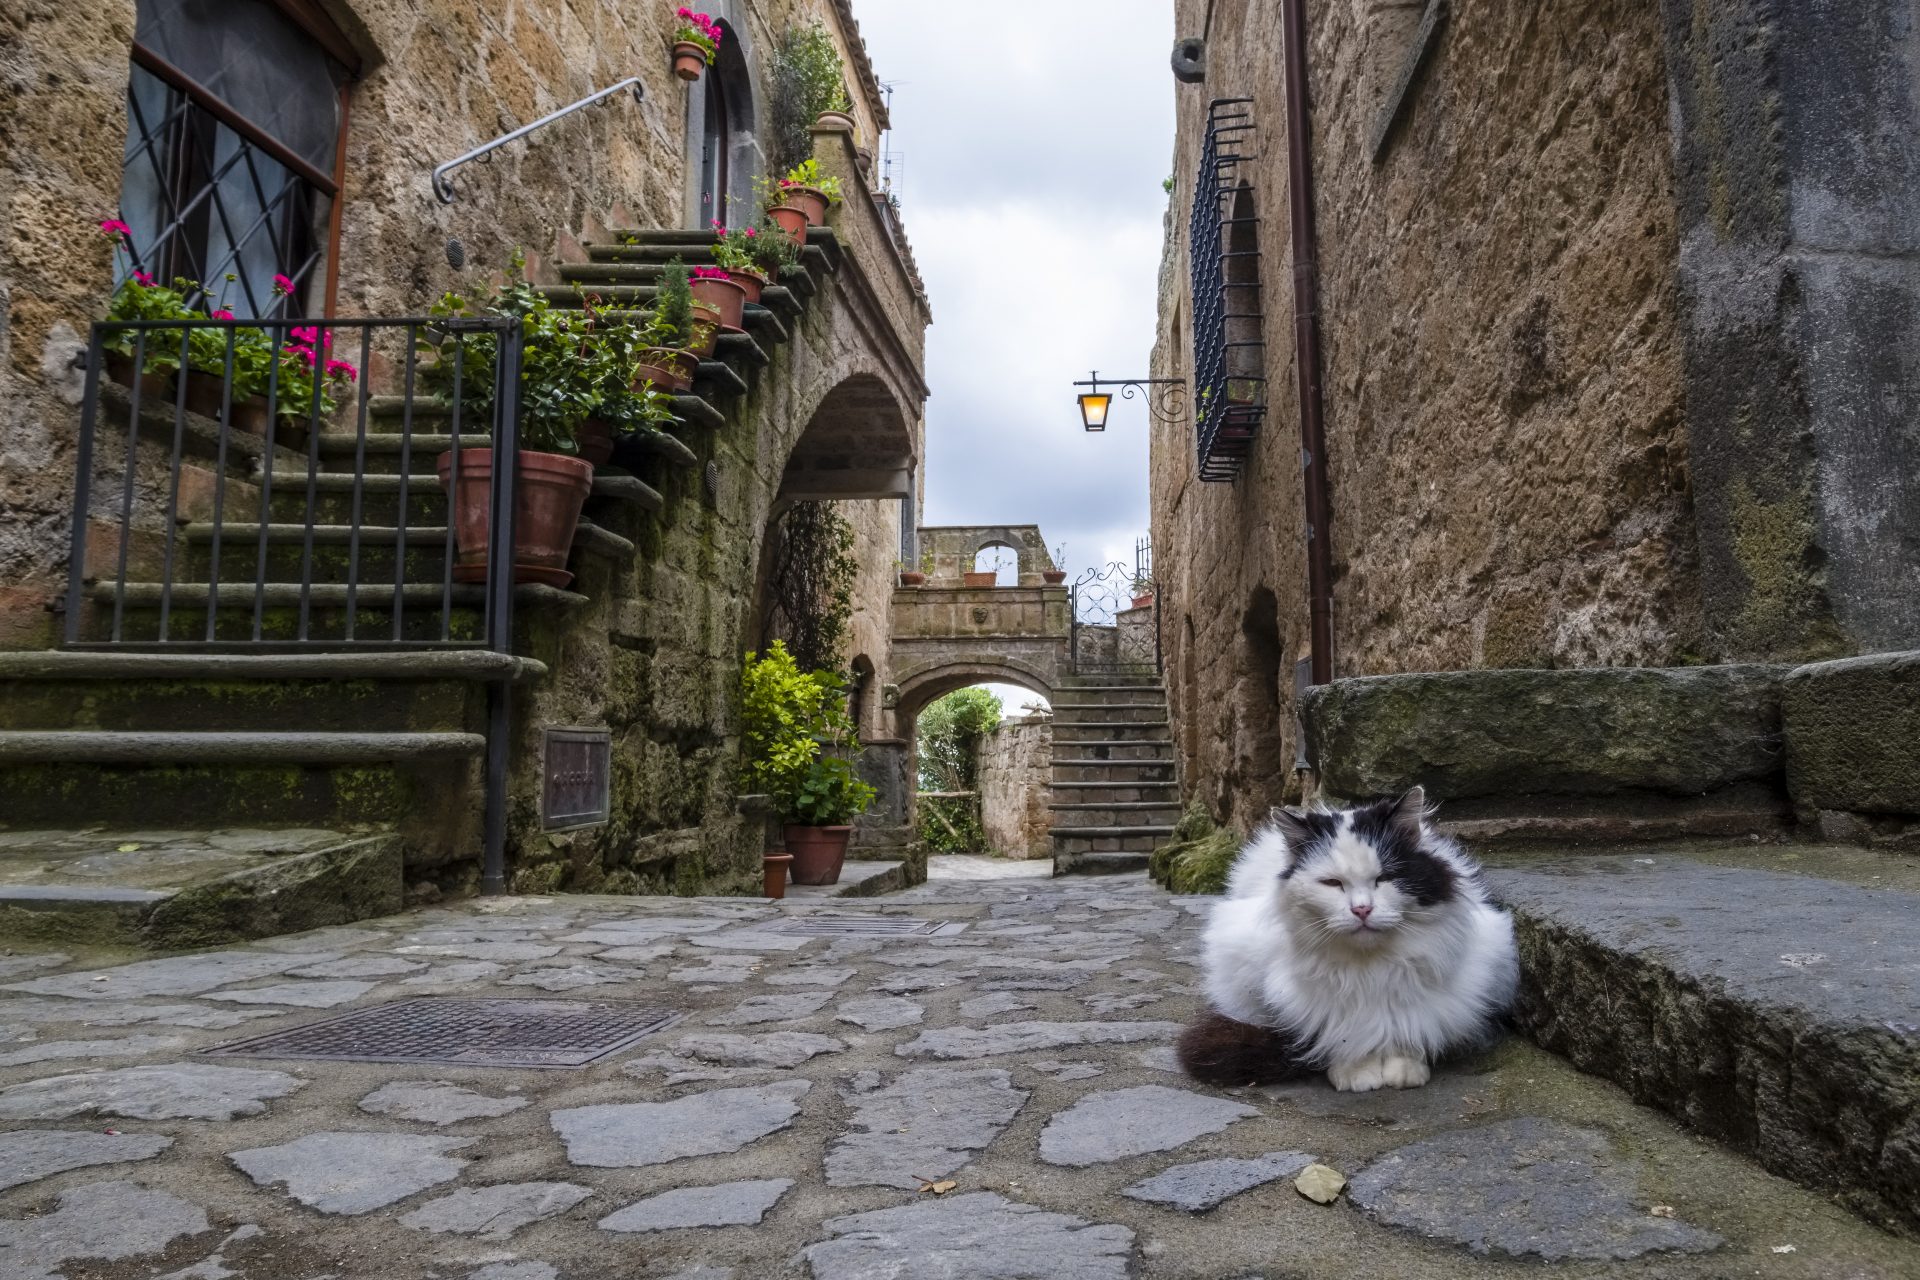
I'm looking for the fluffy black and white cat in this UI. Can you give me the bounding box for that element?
[1179,788,1518,1092]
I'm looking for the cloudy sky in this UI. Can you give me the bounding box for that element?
[856,1,1177,587]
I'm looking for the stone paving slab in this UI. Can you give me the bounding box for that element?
[0,866,1914,1278]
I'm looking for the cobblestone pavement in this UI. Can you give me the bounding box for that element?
[1,873,1915,1279]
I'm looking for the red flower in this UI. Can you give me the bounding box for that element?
[325,358,359,382]
[272,273,296,296]
[211,309,234,320]
[99,218,133,238]
[131,270,156,286]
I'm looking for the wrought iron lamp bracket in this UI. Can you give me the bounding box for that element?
[1074,372,1189,427]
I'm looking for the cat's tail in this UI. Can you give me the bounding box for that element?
[1176,1009,1315,1087]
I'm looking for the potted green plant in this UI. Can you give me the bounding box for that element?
[690,264,746,331]
[99,220,192,396]
[776,158,843,227]
[577,303,677,466]
[1130,574,1155,609]
[740,642,876,886]
[419,253,596,588]
[750,212,801,279]
[896,556,924,587]
[710,222,780,305]
[638,259,700,390]
[1043,543,1068,585]
[671,8,722,82]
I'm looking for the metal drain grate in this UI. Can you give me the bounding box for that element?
[764,915,958,937]
[201,998,679,1069]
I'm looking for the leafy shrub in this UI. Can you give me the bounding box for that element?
[739,641,875,825]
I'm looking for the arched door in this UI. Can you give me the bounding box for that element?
[698,62,731,226]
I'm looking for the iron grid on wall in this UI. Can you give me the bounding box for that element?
[1189,98,1267,482]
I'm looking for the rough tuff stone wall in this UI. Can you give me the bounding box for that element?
[978,714,1052,860]
[1152,0,1698,826]
[0,2,928,897]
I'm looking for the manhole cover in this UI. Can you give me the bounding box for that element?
[201,998,679,1069]
[764,915,960,937]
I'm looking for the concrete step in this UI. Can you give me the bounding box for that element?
[0,731,485,851]
[1052,850,1152,876]
[75,580,585,645]
[0,826,402,951]
[1488,846,1920,1236]
[0,650,540,735]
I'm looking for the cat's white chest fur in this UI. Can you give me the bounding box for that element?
[1196,792,1519,1092]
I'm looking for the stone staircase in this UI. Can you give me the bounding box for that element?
[1048,673,1180,875]
[0,228,848,950]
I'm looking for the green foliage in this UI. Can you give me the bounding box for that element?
[764,502,857,672]
[915,687,1002,792]
[103,276,195,368]
[710,225,758,274]
[780,157,844,205]
[656,257,696,349]
[917,793,987,854]
[738,641,873,825]
[1147,803,1239,894]
[768,21,852,173]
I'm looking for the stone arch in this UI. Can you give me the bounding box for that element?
[896,658,1055,724]
[777,369,916,507]
[972,540,1020,586]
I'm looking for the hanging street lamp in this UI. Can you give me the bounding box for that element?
[1074,371,1188,430]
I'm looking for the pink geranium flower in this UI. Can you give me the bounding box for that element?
[272,273,296,296]
[99,218,132,238]
[131,270,156,286]
[325,359,359,382]
[211,309,234,320]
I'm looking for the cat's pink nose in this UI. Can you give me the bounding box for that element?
[1350,903,1373,920]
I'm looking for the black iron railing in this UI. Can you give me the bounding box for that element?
[1190,98,1267,482]
[64,315,525,653]
[1069,559,1161,675]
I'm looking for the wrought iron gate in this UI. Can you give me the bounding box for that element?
[1069,556,1160,675]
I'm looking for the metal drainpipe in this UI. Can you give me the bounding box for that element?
[1281,0,1335,686]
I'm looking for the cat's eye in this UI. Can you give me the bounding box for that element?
[1317,878,1342,889]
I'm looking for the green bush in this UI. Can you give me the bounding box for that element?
[915,687,1002,792]
[739,641,874,825]
[1147,802,1241,894]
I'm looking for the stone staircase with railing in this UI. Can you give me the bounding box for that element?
[1047,673,1180,875]
[0,228,845,949]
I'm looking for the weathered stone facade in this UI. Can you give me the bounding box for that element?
[0,0,928,901]
[978,713,1052,860]
[1152,0,1920,828]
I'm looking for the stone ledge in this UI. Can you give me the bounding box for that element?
[1491,852,1920,1238]
[0,650,545,683]
[1783,649,1920,817]
[1302,665,1790,803]
[0,730,485,764]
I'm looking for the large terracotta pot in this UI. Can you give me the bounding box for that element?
[728,268,767,305]
[641,347,698,392]
[183,370,269,434]
[962,570,998,588]
[576,418,615,467]
[671,42,707,82]
[768,206,809,247]
[104,352,172,401]
[784,185,830,226]
[436,447,593,589]
[816,109,857,134]
[689,274,747,332]
[633,362,687,394]
[1042,570,1067,584]
[898,571,926,587]
[784,824,851,886]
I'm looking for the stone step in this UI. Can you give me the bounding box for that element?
[1045,705,1170,725]
[598,226,842,276]
[1050,696,1167,711]
[1489,847,1920,1236]
[0,650,540,735]
[544,292,795,345]
[1052,850,1152,876]
[76,581,584,646]
[1049,782,1181,803]
[559,260,820,303]
[174,518,632,586]
[1051,741,1174,762]
[1048,803,1183,828]
[1050,830,1166,856]
[1054,675,1164,687]
[0,732,485,852]
[1050,722,1171,745]
[1051,762,1176,785]
[252,469,662,525]
[0,826,403,951]
[309,427,706,476]
[1048,825,1175,842]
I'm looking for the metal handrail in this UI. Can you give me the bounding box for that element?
[432,77,645,202]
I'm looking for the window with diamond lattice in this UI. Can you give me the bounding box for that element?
[1189,98,1266,482]
[119,0,357,319]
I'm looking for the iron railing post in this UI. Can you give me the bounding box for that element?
[480,319,524,896]
[62,334,106,645]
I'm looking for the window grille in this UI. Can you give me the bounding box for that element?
[1189,98,1267,482]
[118,0,353,318]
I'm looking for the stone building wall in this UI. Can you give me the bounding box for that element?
[0,0,928,895]
[979,714,1053,860]
[1152,0,1700,826]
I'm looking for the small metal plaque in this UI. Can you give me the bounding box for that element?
[543,727,611,830]
[765,915,960,938]
[201,998,679,1069]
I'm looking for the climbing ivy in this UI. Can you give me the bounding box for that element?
[763,501,858,673]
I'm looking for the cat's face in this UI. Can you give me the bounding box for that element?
[1271,789,1459,949]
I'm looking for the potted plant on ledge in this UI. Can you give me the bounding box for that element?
[670,8,722,82]
[740,642,877,887]
[1130,574,1155,609]
[776,158,843,227]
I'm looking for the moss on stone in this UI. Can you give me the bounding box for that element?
[1726,479,1847,661]
[1148,802,1240,895]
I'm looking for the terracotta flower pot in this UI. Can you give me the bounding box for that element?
[762,852,793,899]
[1132,593,1155,609]
[783,185,830,226]
[728,268,767,305]
[672,42,708,82]
[436,447,594,589]
[576,417,615,467]
[183,370,269,434]
[784,824,851,886]
[688,303,722,358]
[815,109,856,133]
[768,206,809,247]
[633,362,686,394]
[962,570,998,588]
[104,352,172,401]
[898,571,926,587]
[689,274,747,332]
[1042,570,1067,584]
[642,346,698,391]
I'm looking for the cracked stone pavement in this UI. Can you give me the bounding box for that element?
[1,871,1915,1279]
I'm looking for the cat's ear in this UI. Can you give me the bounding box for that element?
[1389,786,1431,837]
[1269,806,1318,854]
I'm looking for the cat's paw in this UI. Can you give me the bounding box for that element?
[1326,1057,1389,1093]
[1377,1054,1430,1089]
